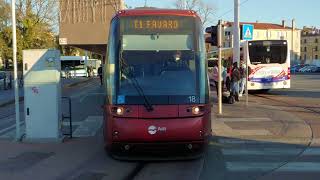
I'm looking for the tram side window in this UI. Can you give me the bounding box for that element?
[106,18,119,103]
[197,19,208,103]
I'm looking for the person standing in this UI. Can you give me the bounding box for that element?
[98,65,103,86]
[222,65,227,92]
[211,61,224,97]
[65,66,70,79]
[239,61,247,97]
[231,62,241,101]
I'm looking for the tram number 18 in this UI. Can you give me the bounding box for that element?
[188,96,197,103]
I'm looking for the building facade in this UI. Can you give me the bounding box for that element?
[59,0,124,55]
[300,27,320,62]
[214,20,301,63]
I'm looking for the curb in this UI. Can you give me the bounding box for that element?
[64,78,93,88]
[0,97,24,108]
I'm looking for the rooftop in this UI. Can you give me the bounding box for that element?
[116,8,200,18]
[224,22,293,30]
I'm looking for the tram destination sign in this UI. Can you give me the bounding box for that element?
[121,16,194,34]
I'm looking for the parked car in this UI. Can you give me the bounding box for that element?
[291,64,309,72]
[299,65,318,73]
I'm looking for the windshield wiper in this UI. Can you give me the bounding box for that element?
[120,58,154,112]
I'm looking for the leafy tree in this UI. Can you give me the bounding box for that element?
[0,0,57,69]
[0,0,10,31]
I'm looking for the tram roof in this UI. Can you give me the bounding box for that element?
[115,8,200,19]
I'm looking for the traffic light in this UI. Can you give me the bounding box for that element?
[205,26,218,46]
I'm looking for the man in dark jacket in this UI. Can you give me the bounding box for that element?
[231,62,241,101]
[98,65,103,86]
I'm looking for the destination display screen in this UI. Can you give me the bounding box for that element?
[120,16,194,34]
[134,19,179,30]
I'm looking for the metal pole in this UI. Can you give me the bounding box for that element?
[12,0,21,141]
[245,41,249,106]
[233,0,240,67]
[218,20,223,115]
[85,51,88,77]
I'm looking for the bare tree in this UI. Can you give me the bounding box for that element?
[108,0,122,11]
[175,0,214,26]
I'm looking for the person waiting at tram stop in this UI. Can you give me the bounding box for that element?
[231,62,241,102]
[209,60,225,97]
[98,64,103,86]
[239,61,247,97]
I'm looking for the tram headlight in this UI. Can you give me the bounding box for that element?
[192,106,200,115]
[116,107,124,115]
[112,107,125,116]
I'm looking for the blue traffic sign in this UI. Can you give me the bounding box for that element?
[242,24,254,41]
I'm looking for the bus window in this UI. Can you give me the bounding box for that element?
[249,41,288,64]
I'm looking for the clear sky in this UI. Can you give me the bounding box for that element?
[125,0,320,28]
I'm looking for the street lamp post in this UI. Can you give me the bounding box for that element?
[233,0,240,67]
[11,0,21,141]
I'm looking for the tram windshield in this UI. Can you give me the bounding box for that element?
[117,16,201,104]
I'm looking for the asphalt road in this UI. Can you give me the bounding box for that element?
[201,74,320,180]
[0,74,319,180]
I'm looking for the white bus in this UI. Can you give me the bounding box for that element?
[60,56,101,78]
[243,40,290,91]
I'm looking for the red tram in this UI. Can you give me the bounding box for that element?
[103,9,211,159]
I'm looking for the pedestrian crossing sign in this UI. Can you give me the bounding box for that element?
[242,24,254,41]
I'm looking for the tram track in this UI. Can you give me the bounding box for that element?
[123,162,146,180]
[250,93,317,180]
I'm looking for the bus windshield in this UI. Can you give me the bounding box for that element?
[249,41,288,65]
[118,16,199,104]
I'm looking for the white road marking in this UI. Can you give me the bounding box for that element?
[217,139,251,144]
[222,148,302,156]
[213,121,272,136]
[0,121,25,137]
[227,162,320,172]
[70,81,98,99]
[0,115,15,127]
[79,93,105,103]
[73,116,103,137]
[217,117,273,122]
[62,121,82,126]
[226,162,280,172]
[279,162,320,172]
[302,148,320,156]
[222,145,320,173]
